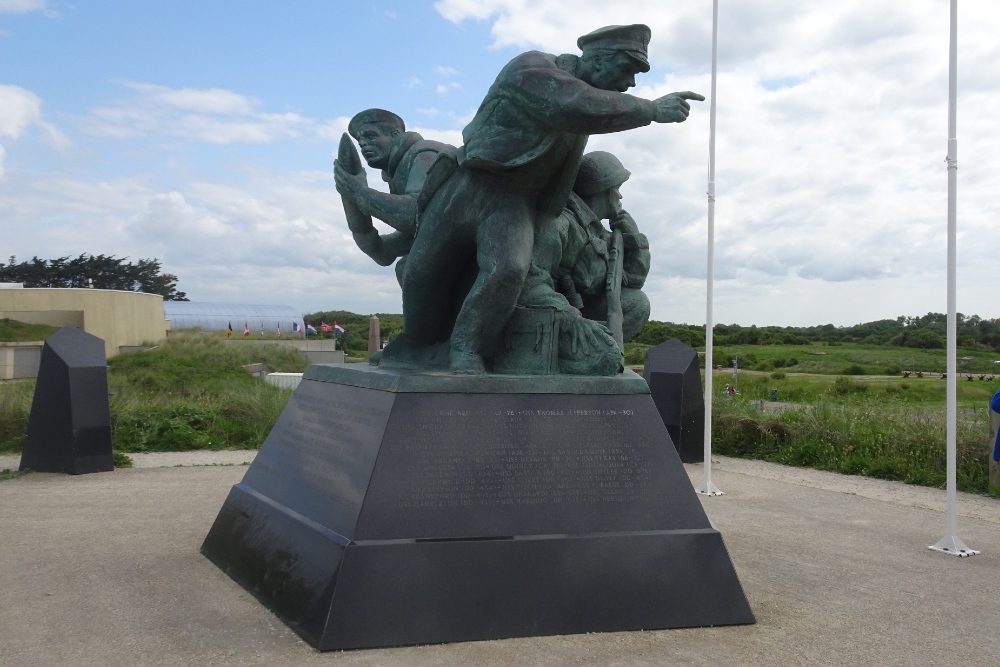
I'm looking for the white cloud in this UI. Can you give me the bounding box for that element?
[0,84,40,139]
[0,166,407,313]
[0,84,69,177]
[430,0,1000,325]
[435,65,459,77]
[6,1,1000,327]
[122,82,259,115]
[435,82,461,95]
[317,116,351,141]
[410,126,464,146]
[84,82,316,144]
[0,0,47,14]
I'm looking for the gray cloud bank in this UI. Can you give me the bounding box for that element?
[3,0,999,325]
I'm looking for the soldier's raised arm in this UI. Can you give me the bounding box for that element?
[653,91,706,124]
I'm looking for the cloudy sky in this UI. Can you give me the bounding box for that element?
[2,0,997,326]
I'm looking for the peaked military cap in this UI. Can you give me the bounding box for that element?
[577,24,651,72]
[348,108,405,139]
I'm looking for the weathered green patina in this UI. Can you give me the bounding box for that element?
[334,24,703,377]
[335,110,457,284]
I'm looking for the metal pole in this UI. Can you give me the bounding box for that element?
[697,0,723,496]
[733,356,738,394]
[930,0,978,557]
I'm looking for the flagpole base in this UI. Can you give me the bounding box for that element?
[929,535,980,557]
[696,481,725,497]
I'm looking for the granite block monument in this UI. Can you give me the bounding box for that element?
[20,326,114,475]
[643,338,706,463]
[203,23,753,650]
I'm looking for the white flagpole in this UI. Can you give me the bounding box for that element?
[697,0,723,496]
[930,0,978,557]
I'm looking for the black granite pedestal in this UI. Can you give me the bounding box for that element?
[643,339,706,463]
[202,365,753,650]
[19,326,114,475]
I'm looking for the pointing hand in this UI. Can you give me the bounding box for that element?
[653,91,705,123]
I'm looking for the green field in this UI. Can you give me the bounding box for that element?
[713,342,1000,376]
[705,368,998,496]
[1,331,307,458]
[708,367,999,407]
[2,336,997,495]
[185,328,369,362]
[628,341,1000,376]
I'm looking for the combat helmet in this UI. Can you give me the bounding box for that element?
[573,151,631,198]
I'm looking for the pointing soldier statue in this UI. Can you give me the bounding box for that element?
[379,23,703,374]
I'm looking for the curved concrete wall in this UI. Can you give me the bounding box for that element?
[0,288,168,359]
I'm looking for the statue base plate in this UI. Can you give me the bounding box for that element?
[202,365,754,650]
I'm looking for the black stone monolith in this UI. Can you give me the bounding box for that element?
[643,338,705,463]
[19,326,114,475]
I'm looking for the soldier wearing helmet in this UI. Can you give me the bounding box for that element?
[515,151,650,375]
[568,151,650,339]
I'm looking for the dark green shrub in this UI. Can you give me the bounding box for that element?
[831,376,868,394]
[624,344,648,366]
[712,348,731,368]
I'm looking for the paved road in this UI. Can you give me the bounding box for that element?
[0,455,997,666]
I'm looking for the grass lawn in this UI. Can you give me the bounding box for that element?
[627,340,1000,376]
[0,318,59,342]
[713,342,1000,376]
[707,369,999,496]
[716,368,999,408]
[0,331,308,456]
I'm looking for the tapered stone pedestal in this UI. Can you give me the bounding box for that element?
[202,364,753,650]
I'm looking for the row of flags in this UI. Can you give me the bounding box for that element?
[225,321,346,338]
[316,321,346,333]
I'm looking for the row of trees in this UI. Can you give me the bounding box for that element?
[632,313,1000,351]
[300,310,1000,353]
[0,255,188,301]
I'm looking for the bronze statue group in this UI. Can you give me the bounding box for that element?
[334,24,704,376]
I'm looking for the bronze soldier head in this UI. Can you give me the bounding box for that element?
[348,108,405,170]
[574,151,631,220]
[577,24,652,93]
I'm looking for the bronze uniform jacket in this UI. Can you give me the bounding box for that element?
[460,51,658,216]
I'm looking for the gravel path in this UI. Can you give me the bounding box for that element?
[1,456,998,666]
[1,449,259,471]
